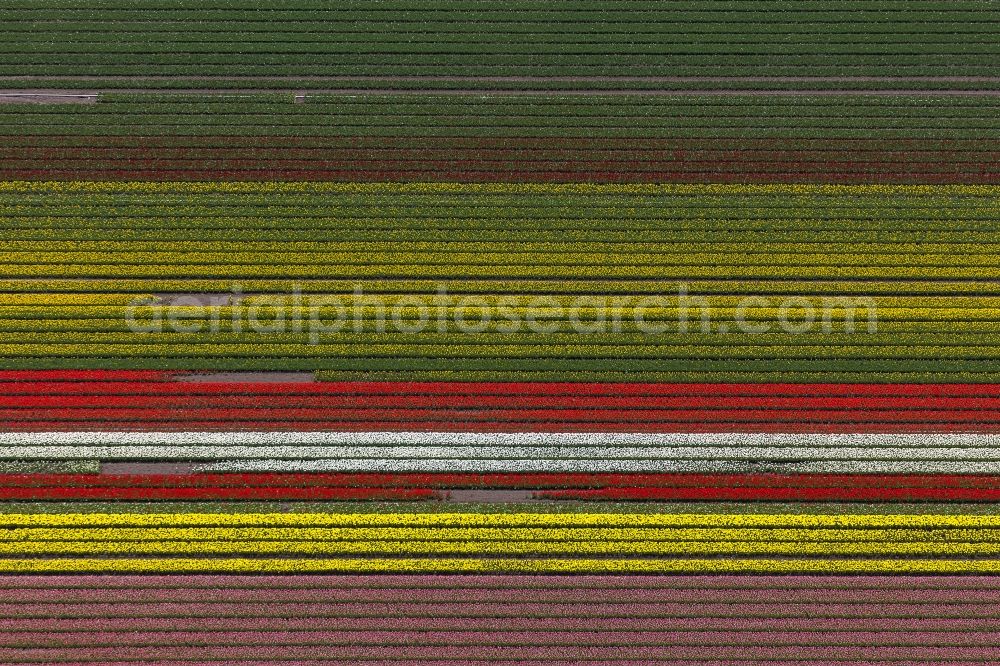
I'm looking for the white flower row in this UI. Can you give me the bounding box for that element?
[196,460,1000,474]
[1,432,999,447]
[3,444,1000,461]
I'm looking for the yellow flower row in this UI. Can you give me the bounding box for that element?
[0,294,156,306]
[8,527,995,542]
[5,513,1000,528]
[0,540,998,556]
[1,265,995,279]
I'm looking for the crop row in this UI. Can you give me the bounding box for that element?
[9,42,1000,56]
[2,150,996,163]
[6,330,1000,344]
[8,558,1000,574]
[4,12,996,27]
[8,1,997,14]
[5,37,1000,50]
[2,355,1000,372]
[17,525,1000,541]
[12,469,1000,488]
[4,264,1000,279]
[9,25,1000,38]
[0,619,994,637]
[13,231,1000,244]
[3,128,994,141]
[10,223,1000,238]
[7,540,1000,556]
[7,249,1000,263]
[10,66,1000,80]
[9,78,1000,92]
[11,339,1000,354]
[6,172,994,186]
[7,512,1000,527]
[15,226,1000,241]
[6,322,999,337]
[171,461,1000,475]
[0,570,990,587]
[3,359,1000,383]
[5,291,999,307]
[2,135,993,148]
[7,280,1000,297]
[7,108,1000,122]
[7,53,1000,65]
[5,241,1000,254]
[11,475,1000,502]
[14,96,1000,110]
[7,1,996,12]
[7,210,1000,227]
[2,181,990,195]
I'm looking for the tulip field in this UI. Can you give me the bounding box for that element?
[3,1,1000,86]
[2,96,999,182]
[3,0,1000,663]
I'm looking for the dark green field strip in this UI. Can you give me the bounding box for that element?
[133,94,1000,109]
[6,55,997,68]
[3,155,994,170]
[10,66,999,79]
[5,1,997,11]
[0,96,996,141]
[5,143,997,157]
[6,38,1000,52]
[17,94,1000,111]
[2,149,997,165]
[9,42,1000,56]
[11,79,1000,92]
[8,241,1000,255]
[4,136,995,148]
[139,94,1000,112]
[7,1,999,15]
[1,127,995,140]
[6,3,998,26]
[1,1,999,84]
